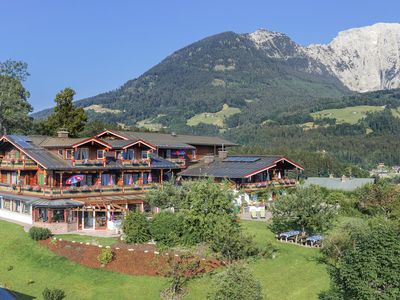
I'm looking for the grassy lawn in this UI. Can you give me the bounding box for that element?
[55,234,118,247]
[0,220,329,299]
[311,105,385,124]
[186,221,329,300]
[0,220,166,299]
[186,104,241,127]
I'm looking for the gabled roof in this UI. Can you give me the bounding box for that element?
[96,130,237,148]
[179,155,303,179]
[72,137,112,149]
[100,139,156,150]
[1,135,71,170]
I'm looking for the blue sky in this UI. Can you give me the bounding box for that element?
[1,0,399,112]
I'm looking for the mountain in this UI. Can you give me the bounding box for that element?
[307,23,400,92]
[33,30,348,132]
[33,23,400,133]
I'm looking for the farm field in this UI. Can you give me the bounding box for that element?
[311,105,385,124]
[0,220,328,299]
[186,104,241,127]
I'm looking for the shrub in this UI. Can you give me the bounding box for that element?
[29,226,52,241]
[208,263,263,300]
[150,211,184,248]
[321,218,400,299]
[210,224,260,261]
[42,287,66,300]
[122,211,151,243]
[97,248,114,267]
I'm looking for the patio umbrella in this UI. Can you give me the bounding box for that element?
[109,175,114,185]
[65,175,84,185]
[147,173,153,183]
[278,171,282,179]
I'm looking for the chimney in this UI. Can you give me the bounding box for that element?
[203,155,215,164]
[218,150,228,160]
[57,130,69,138]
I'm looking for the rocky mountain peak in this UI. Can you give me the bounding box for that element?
[306,22,400,92]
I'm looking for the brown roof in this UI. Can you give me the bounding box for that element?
[101,130,238,147]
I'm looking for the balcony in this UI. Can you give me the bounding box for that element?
[0,158,37,170]
[239,179,298,191]
[0,182,158,199]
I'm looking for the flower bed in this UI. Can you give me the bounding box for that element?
[39,239,223,277]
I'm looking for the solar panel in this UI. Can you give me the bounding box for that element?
[223,156,260,162]
[9,135,33,149]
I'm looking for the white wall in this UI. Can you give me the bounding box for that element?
[0,209,33,224]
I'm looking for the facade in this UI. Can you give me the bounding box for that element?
[178,154,304,192]
[0,130,236,233]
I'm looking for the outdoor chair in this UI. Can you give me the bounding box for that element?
[259,208,266,218]
[250,210,258,219]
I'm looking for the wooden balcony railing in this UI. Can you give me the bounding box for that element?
[0,159,37,169]
[239,179,298,190]
[0,182,158,198]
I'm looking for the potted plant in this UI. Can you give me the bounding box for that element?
[68,185,78,193]
[80,185,91,193]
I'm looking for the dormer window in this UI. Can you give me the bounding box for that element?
[97,150,105,159]
[65,149,74,160]
[74,148,89,160]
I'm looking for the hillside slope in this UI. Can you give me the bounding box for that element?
[33,30,348,132]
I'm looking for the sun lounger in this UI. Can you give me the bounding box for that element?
[259,208,266,218]
[250,210,257,219]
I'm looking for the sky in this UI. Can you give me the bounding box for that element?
[1,0,399,112]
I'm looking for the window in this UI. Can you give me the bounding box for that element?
[74,148,89,160]
[65,149,73,159]
[126,149,134,160]
[166,149,171,158]
[141,150,149,159]
[13,200,21,212]
[115,150,123,160]
[22,203,30,214]
[3,199,10,210]
[97,150,104,159]
[58,149,64,157]
[38,208,48,222]
[52,209,65,222]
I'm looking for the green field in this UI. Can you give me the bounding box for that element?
[0,220,328,299]
[186,104,241,127]
[311,105,385,124]
[136,114,165,131]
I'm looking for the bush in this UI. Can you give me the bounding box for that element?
[322,218,400,299]
[42,287,66,300]
[150,211,184,248]
[210,224,260,261]
[97,248,114,267]
[122,211,151,244]
[29,226,52,241]
[208,263,263,300]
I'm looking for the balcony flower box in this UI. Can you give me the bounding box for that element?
[32,186,41,192]
[80,185,92,193]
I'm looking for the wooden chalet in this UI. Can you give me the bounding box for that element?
[178,154,304,192]
[0,130,236,233]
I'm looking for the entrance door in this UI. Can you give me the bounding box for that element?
[95,211,107,229]
[83,211,94,229]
